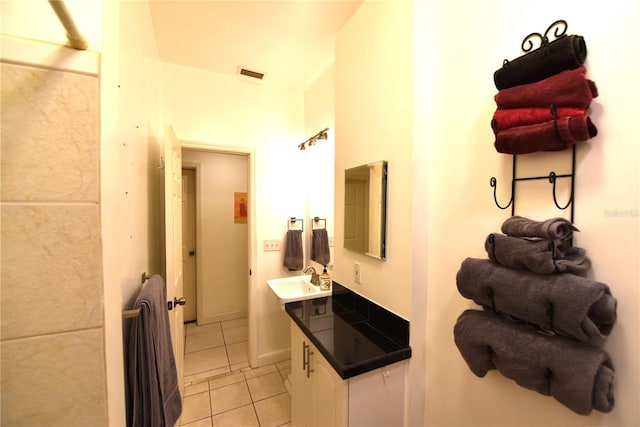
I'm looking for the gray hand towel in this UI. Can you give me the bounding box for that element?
[311,228,331,265]
[501,216,578,240]
[284,229,304,271]
[456,258,616,343]
[454,309,615,415]
[485,233,591,275]
[128,274,182,427]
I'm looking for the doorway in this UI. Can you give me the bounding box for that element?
[181,149,251,325]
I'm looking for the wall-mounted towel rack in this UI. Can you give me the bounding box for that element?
[490,144,576,223]
[288,217,303,231]
[312,217,326,229]
[122,272,152,318]
[490,19,587,224]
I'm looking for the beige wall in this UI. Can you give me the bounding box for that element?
[334,0,414,319]
[304,64,336,272]
[0,41,106,425]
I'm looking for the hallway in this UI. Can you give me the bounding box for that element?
[180,317,292,426]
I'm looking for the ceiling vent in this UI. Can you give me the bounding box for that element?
[238,66,265,80]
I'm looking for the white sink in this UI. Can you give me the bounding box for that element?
[267,275,331,307]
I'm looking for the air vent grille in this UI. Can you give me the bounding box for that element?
[239,68,265,80]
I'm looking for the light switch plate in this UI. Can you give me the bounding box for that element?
[263,239,281,251]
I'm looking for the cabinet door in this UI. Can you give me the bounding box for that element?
[310,351,347,427]
[290,323,309,427]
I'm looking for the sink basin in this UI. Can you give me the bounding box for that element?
[267,275,331,307]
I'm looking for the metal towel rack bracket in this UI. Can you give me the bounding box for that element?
[490,133,576,223]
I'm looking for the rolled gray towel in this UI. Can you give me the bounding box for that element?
[456,258,616,343]
[501,216,578,240]
[453,309,615,415]
[485,233,591,275]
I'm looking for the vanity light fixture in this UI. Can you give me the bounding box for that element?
[298,127,329,151]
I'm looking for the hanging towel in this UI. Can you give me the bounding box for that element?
[128,274,182,427]
[501,215,578,240]
[495,67,598,110]
[493,34,588,90]
[311,228,331,265]
[456,258,617,343]
[494,114,597,154]
[491,106,585,133]
[284,229,304,271]
[453,309,615,415]
[485,233,590,275]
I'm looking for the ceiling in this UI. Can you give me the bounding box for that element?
[148,1,363,91]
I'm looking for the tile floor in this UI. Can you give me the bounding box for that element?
[180,317,292,427]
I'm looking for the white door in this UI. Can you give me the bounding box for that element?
[164,124,185,391]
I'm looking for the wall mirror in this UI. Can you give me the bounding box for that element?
[344,160,387,259]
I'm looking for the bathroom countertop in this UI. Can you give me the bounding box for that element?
[285,282,411,379]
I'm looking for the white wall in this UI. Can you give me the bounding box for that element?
[334,0,414,320]
[304,63,336,271]
[101,2,164,425]
[418,1,640,425]
[161,62,307,365]
[182,150,248,324]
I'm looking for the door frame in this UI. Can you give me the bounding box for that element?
[180,141,258,368]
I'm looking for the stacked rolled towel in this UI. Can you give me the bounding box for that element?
[501,215,577,240]
[493,34,588,90]
[485,216,591,275]
[494,67,598,110]
[485,233,590,275]
[457,257,617,343]
[492,67,598,155]
[454,310,615,415]
[454,214,617,414]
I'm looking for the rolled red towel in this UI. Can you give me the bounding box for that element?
[495,67,598,110]
[494,115,597,154]
[492,106,585,133]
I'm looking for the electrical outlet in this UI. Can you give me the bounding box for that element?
[354,262,361,284]
[328,236,334,247]
[263,239,281,251]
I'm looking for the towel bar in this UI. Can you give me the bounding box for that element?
[312,217,326,229]
[122,272,153,318]
[288,217,303,231]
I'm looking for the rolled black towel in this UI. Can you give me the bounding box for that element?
[485,233,590,275]
[453,309,615,415]
[456,258,616,343]
[493,34,587,90]
[501,216,578,240]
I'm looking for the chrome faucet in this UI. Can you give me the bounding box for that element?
[303,266,320,286]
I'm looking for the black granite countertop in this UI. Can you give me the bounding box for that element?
[285,282,411,379]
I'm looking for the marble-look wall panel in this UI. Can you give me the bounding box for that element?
[1,328,108,426]
[1,204,103,339]
[0,62,99,202]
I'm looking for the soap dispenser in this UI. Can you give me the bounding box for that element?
[320,265,331,290]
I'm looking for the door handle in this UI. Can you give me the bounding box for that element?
[303,341,314,378]
[168,296,187,310]
[189,250,195,256]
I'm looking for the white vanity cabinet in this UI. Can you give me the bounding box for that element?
[290,320,407,427]
[291,322,347,427]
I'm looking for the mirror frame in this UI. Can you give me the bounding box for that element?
[343,160,388,259]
